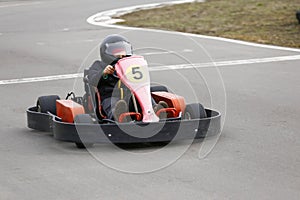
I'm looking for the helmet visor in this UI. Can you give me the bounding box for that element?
[105,41,132,57]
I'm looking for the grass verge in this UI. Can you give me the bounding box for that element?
[117,0,300,48]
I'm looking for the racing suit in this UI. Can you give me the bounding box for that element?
[88,60,128,120]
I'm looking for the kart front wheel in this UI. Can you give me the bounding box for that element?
[183,103,207,119]
[75,143,94,149]
[37,95,60,114]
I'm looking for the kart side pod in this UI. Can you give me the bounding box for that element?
[151,91,186,117]
[56,100,85,123]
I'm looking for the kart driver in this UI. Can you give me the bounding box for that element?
[88,34,167,121]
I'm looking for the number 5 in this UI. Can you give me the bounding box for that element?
[132,66,143,80]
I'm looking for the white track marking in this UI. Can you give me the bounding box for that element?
[150,55,300,71]
[140,49,193,56]
[86,0,300,53]
[87,0,203,24]
[1,55,300,85]
[141,51,176,56]
[0,73,83,85]
[36,42,45,45]
[0,1,41,8]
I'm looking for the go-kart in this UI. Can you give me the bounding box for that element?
[27,55,221,148]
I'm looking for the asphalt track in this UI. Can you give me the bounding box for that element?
[1,0,300,199]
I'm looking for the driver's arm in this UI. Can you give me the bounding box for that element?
[88,60,106,87]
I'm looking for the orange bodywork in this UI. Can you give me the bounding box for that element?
[119,112,142,123]
[151,92,186,117]
[56,100,85,123]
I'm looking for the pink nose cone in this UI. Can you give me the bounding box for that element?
[142,110,159,123]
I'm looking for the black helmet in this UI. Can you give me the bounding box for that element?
[100,34,133,65]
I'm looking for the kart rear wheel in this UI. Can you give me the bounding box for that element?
[183,103,207,119]
[74,114,94,149]
[150,85,168,92]
[37,95,60,114]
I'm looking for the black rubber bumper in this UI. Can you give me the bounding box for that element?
[27,107,53,132]
[27,107,221,144]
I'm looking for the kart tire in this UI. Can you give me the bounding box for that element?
[150,85,168,92]
[183,103,207,119]
[74,114,94,149]
[75,142,94,149]
[37,95,60,114]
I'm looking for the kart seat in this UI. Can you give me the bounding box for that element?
[83,69,141,123]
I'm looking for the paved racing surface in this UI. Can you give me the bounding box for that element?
[1,0,300,199]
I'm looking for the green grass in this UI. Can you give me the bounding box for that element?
[117,0,300,48]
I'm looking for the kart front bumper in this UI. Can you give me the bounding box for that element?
[27,107,221,144]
